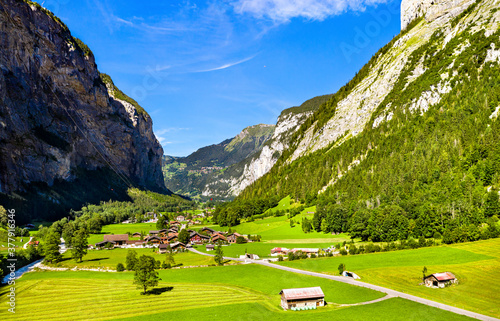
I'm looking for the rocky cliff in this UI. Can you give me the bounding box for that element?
[0,0,166,221]
[201,95,332,199]
[401,0,475,30]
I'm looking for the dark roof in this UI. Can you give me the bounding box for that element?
[145,236,161,241]
[95,240,116,246]
[171,242,186,249]
[201,227,215,233]
[280,287,324,300]
[206,244,215,248]
[103,234,129,242]
[159,244,170,249]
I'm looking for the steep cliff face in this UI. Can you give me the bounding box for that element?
[0,0,166,220]
[236,0,500,206]
[401,0,475,30]
[201,95,332,198]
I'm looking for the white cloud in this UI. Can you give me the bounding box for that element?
[232,0,387,22]
[193,54,258,73]
[155,127,191,136]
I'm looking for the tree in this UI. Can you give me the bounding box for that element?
[178,228,190,244]
[338,263,346,275]
[133,255,161,294]
[71,228,88,263]
[165,246,175,267]
[126,249,138,270]
[236,236,247,244]
[290,219,295,228]
[422,266,428,280]
[0,205,7,227]
[214,243,224,266]
[44,229,62,263]
[116,263,125,272]
[156,214,169,230]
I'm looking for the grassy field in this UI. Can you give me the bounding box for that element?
[0,265,473,321]
[197,242,337,258]
[48,248,219,269]
[0,236,26,254]
[279,239,500,318]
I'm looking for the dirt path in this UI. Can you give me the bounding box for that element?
[188,248,499,321]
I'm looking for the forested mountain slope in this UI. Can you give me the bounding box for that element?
[216,0,500,243]
[163,124,274,198]
[0,0,167,222]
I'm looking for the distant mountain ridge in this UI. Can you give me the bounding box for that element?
[163,95,333,200]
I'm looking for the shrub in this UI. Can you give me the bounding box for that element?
[116,263,125,272]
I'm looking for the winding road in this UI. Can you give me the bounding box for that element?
[188,247,499,321]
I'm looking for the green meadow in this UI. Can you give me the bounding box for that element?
[47,248,218,270]
[0,264,473,321]
[279,239,500,318]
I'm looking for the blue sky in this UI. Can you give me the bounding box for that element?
[39,0,401,156]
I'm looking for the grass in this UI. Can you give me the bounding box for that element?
[0,236,26,254]
[88,223,160,245]
[114,299,473,321]
[0,266,472,321]
[198,242,336,259]
[279,239,500,318]
[47,248,218,269]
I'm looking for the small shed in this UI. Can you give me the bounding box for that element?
[132,232,142,238]
[158,243,171,254]
[280,287,325,310]
[424,272,457,288]
[206,244,215,251]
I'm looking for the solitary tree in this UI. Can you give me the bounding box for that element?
[71,228,88,262]
[422,266,428,280]
[133,255,161,294]
[178,228,190,244]
[156,214,169,230]
[126,249,138,271]
[165,245,175,268]
[45,229,62,263]
[338,263,346,275]
[214,242,224,266]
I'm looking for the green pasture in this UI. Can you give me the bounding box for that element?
[280,239,500,318]
[47,248,218,269]
[198,242,336,259]
[0,265,472,321]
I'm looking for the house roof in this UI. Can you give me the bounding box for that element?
[291,248,319,253]
[206,244,215,248]
[149,230,160,234]
[171,242,186,249]
[103,234,129,242]
[271,247,289,253]
[431,272,456,281]
[145,236,161,241]
[279,287,325,300]
[132,232,142,235]
[159,244,170,249]
[201,227,215,233]
[95,240,116,246]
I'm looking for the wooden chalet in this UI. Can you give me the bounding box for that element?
[169,221,181,226]
[280,287,325,311]
[168,226,179,233]
[206,244,215,251]
[103,234,129,246]
[424,272,457,288]
[145,236,161,245]
[149,229,168,237]
[189,232,210,244]
[176,215,186,222]
[170,242,186,252]
[227,232,246,244]
[158,243,171,254]
[200,227,216,235]
[211,233,227,243]
[132,232,142,238]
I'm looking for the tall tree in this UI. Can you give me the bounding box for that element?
[44,229,62,263]
[178,228,190,244]
[71,228,88,263]
[133,255,161,294]
[156,214,169,230]
[0,205,7,227]
[214,243,224,266]
[126,249,138,271]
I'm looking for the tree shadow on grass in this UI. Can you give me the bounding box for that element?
[85,258,109,262]
[143,287,174,295]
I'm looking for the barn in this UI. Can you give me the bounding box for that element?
[424,272,457,288]
[279,287,325,310]
[103,234,129,246]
